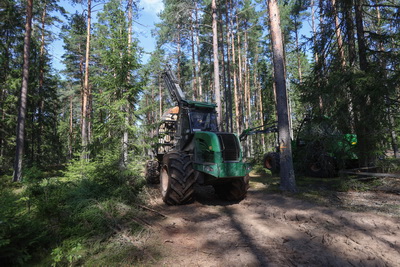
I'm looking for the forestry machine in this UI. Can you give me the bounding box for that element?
[240,117,358,178]
[145,66,251,205]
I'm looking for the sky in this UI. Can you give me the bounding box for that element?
[50,0,164,72]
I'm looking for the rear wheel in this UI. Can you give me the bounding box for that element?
[160,151,196,205]
[307,154,337,178]
[263,152,280,174]
[213,175,250,201]
[145,160,160,184]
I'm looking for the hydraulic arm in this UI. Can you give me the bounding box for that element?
[162,66,185,106]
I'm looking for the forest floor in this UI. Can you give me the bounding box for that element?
[136,172,400,267]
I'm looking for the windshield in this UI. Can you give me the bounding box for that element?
[190,111,218,132]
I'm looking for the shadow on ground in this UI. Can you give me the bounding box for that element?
[140,172,400,266]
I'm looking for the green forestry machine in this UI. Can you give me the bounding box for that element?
[145,67,251,205]
[240,116,358,178]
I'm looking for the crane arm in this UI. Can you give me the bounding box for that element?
[239,123,278,141]
[162,66,186,106]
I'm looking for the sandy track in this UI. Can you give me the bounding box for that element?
[143,183,400,267]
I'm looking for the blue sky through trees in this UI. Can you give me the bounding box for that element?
[50,0,164,71]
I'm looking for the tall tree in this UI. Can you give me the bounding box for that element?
[82,0,92,160]
[123,0,134,167]
[212,0,222,127]
[0,0,24,170]
[90,0,141,161]
[267,0,296,192]
[13,0,34,182]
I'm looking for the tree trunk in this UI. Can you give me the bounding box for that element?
[355,0,368,71]
[13,0,33,182]
[190,20,197,100]
[236,14,243,133]
[82,0,92,160]
[267,0,296,192]
[311,0,318,64]
[254,61,266,153]
[344,1,356,67]
[230,4,240,134]
[376,6,398,157]
[212,0,222,127]
[122,0,133,168]
[244,30,252,157]
[294,16,303,83]
[331,0,346,68]
[159,74,163,119]
[355,0,375,166]
[69,95,73,159]
[225,0,233,132]
[36,0,47,164]
[219,12,228,131]
[340,0,357,133]
[195,2,202,101]
[177,28,181,81]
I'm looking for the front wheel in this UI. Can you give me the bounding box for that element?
[160,151,196,205]
[213,175,250,201]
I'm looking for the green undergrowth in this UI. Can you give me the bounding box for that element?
[0,153,150,266]
[376,158,400,173]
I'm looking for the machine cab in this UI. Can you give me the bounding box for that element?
[175,101,219,150]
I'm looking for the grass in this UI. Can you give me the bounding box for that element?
[0,155,154,266]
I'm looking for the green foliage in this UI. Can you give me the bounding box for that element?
[22,165,44,181]
[51,239,83,267]
[0,185,50,266]
[0,150,146,266]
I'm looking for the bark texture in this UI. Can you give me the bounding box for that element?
[267,0,296,192]
[13,0,34,182]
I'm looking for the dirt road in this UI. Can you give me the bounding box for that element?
[142,179,400,267]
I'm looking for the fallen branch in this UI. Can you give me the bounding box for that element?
[136,204,167,218]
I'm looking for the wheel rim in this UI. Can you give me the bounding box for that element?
[160,167,169,198]
[310,163,321,172]
[265,158,272,169]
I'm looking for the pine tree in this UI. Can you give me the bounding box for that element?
[268,0,296,192]
[212,0,222,128]
[13,0,34,182]
[0,0,25,171]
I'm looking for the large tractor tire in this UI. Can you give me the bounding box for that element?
[213,175,250,201]
[307,154,337,178]
[160,151,196,205]
[145,160,160,184]
[263,152,280,174]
